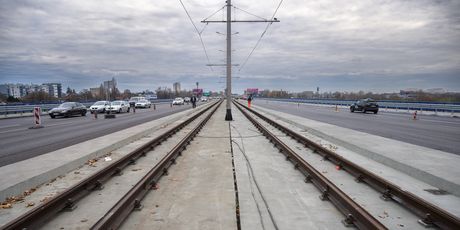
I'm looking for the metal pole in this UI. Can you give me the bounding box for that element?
[225,0,233,121]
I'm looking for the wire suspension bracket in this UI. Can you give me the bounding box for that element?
[201,1,280,121]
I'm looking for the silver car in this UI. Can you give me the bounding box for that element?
[135,99,152,108]
[90,101,110,113]
[107,101,130,114]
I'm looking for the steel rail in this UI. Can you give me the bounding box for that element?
[1,100,221,230]
[233,101,386,230]
[234,100,460,230]
[90,100,222,229]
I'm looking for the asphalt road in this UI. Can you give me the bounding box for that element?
[253,100,460,155]
[0,103,203,166]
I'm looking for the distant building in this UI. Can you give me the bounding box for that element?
[90,86,102,97]
[0,84,8,96]
[400,89,418,99]
[426,88,446,94]
[103,77,117,92]
[8,85,21,98]
[43,83,62,98]
[0,83,62,98]
[173,82,181,94]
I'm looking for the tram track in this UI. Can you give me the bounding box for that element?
[1,100,222,230]
[233,100,460,230]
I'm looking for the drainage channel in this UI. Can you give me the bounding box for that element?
[2,100,222,230]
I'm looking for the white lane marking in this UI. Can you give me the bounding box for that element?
[0,124,20,129]
[46,121,82,127]
[0,127,25,134]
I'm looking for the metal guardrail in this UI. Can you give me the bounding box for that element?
[262,98,460,113]
[0,99,174,116]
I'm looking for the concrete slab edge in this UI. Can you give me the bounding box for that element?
[0,104,208,201]
[253,105,460,197]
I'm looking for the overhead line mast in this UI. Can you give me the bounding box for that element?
[202,0,280,121]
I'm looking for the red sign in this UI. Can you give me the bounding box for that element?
[246,88,259,94]
[193,88,203,95]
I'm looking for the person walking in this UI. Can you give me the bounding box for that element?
[129,101,136,113]
[248,94,253,108]
[191,95,197,108]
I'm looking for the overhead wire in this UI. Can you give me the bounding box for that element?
[238,0,284,72]
[202,5,226,22]
[178,0,214,71]
[233,6,268,21]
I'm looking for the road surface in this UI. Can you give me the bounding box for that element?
[253,100,460,155]
[0,103,201,166]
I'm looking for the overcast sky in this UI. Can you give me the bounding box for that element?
[1,0,459,93]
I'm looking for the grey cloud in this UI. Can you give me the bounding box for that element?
[1,0,459,93]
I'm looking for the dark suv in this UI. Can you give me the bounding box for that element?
[350,98,379,114]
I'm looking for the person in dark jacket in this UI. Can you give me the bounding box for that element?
[191,95,197,108]
[129,101,136,113]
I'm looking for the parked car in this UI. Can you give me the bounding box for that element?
[49,102,87,118]
[107,101,130,114]
[350,98,379,114]
[200,97,208,102]
[90,101,110,113]
[135,99,152,108]
[172,97,184,105]
[184,97,191,103]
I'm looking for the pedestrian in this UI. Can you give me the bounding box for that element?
[191,95,197,108]
[248,94,253,108]
[129,101,136,113]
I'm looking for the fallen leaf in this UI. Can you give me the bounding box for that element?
[26,202,35,207]
[0,203,12,209]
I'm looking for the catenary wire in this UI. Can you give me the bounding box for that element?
[178,0,214,71]
[202,5,226,21]
[233,6,268,21]
[238,0,284,72]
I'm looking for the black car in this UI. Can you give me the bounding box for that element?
[49,102,87,118]
[350,98,379,114]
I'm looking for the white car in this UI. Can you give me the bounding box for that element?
[172,97,184,105]
[107,101,130,114]
[135,99,152,108]
[200,97,208,102]
[90,101,110,113]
